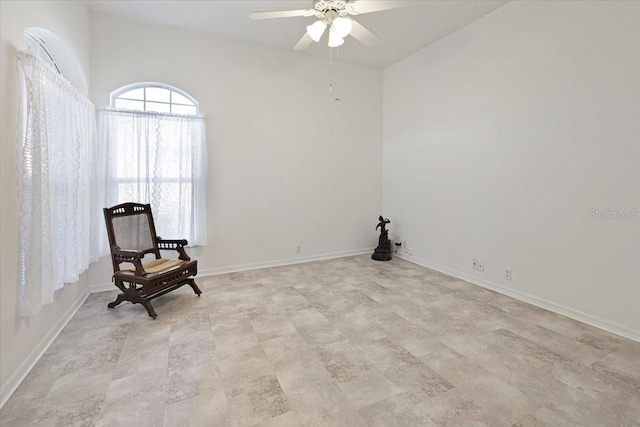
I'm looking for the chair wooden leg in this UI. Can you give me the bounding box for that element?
[188,279,202,296]
[108,293,126,309]
[139,299,158,319]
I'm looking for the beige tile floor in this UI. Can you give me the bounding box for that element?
[1,255,639,426]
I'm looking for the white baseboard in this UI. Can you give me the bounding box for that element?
[198,248,375,277]
[0,287,91,409]
[88,248,376,292]
[397,254,640,343]
[88,282,115,294]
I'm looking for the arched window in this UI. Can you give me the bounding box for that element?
[111,83,198,116]
[23,27,87,94]
[100,82,207,246]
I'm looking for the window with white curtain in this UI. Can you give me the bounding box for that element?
[98,83,207,247]
[17,49,100,316]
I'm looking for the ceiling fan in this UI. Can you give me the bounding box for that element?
[249,0,409,51]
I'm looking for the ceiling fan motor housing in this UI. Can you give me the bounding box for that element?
[313,0,353,19]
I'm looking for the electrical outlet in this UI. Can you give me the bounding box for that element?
[296,244,301,254]
[477,260,484,272]
[505,268,512,280]
[472,258,479,270]
[394,236,403,253]
[407,248,413,256]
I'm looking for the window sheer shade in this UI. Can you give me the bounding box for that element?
[98,110,207,247]
[17,51,101,316]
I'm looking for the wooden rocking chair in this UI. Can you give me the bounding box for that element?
[103,202,202,318]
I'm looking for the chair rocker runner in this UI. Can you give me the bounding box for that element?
[103,202,202,318]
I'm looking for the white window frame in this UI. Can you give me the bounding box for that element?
[110,82,199,116]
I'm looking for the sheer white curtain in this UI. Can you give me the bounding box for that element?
[17,51,100,316]
[98,110,207,247]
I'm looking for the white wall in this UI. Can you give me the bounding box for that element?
[383,0,640,339]
[0,0,92,403]
[87,13,383,283]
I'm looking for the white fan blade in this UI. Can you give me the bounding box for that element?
[349,20,380,47]
[293,32,314,51]
[347,0,411,15]
[250,9,314,20]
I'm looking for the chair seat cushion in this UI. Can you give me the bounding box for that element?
[142,258,186,274]
[122,258,187,274]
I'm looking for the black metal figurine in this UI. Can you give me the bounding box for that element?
[372,215,392,261]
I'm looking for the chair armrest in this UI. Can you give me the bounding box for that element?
[156,237,190,261]
[112,245,147,276]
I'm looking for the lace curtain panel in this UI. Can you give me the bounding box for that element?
[98,110,207,247]
[17,51,100,316]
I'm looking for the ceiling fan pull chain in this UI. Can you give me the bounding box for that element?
[328,46,341,101]
[334,46,341,102]
[329,46,334,93]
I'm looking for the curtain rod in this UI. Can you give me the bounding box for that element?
[101,108,204,120]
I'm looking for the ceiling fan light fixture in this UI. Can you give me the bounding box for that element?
[332,17,352,38]
[306,20,327,42]
[328,30,344,47]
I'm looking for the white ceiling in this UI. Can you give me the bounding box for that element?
[86,0,509,69]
